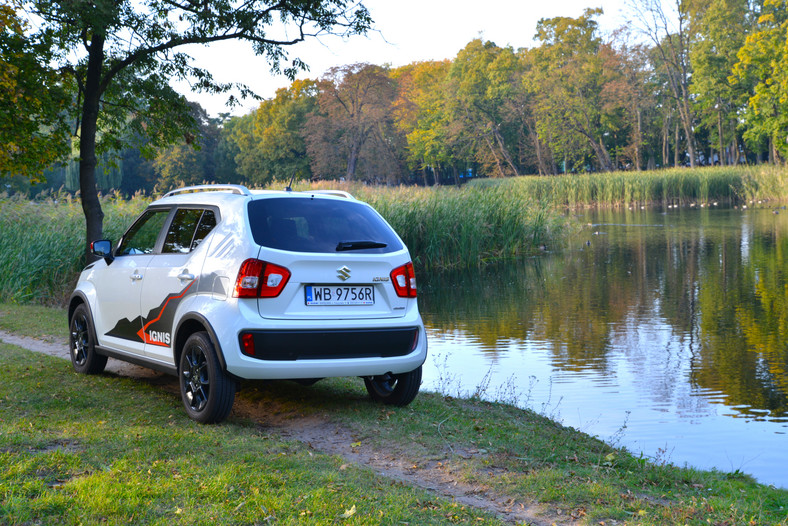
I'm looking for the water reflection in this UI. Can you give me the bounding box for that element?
[419,207,788,487]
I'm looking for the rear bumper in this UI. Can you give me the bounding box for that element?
[239,327,419,361]
[223,322,427,380]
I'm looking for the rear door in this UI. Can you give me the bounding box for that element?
[140,207,218,362]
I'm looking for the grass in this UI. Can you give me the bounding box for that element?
[0,344,500,525]
[0,192,148,305]
[2,303,787,525]
[469,165,788,208]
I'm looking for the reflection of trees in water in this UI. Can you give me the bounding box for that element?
[420,209,788,417]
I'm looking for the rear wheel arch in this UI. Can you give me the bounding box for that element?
[173,314,228,373]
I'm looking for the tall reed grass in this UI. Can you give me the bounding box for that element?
[469,165,788,208]
[0,184,566,304]
[4,165,784,305]
[0,192,148,304]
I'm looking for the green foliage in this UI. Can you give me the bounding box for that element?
[231,79,317,185]
[732,0,788,160]
[526,8,621,172]
[689,0,750,164]
[0,2,72,179]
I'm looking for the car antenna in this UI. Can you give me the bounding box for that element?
[285,169,297,192]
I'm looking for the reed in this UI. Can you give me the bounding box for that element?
[0,184,566,304]
[296,182,569,271]
[469,165,788,208]
[0,191,148,304]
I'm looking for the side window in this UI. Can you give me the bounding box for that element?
[163,209,204,254]
[117,209,170,256]
[192,210,216,250]
[161,208,218,254]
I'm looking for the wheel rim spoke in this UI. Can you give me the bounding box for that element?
[183,347,209,412]
[70,316,88,365]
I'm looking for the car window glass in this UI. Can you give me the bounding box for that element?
[117,209,170,256]
[247,198,402,253]
[191,209,217,250]
[163,208,204,254]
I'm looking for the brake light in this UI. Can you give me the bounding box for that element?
[233,259,291,298]
[390,262,417,298]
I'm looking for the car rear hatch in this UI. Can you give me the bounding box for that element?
[244,194,414,321]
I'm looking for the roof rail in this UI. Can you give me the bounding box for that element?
[307,190,355,199]
[163,184,251,198]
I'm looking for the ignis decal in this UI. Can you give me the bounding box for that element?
[106,282,194,347]
[146,330,171,345]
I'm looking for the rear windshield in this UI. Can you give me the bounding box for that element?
[247,197,403,253]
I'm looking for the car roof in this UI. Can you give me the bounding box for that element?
[153,184,356,208]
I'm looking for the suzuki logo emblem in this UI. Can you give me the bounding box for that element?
[337,265,351,281]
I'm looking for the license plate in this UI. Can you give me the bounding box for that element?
[305,285,375,306]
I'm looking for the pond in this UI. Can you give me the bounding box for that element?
[418,205,788,489]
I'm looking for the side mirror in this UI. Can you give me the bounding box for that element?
[91,239,114,264]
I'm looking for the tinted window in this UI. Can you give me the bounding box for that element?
[247,198,403,253]
[117,209,170,256]
[162,209,218,254]
[192,210,216,250]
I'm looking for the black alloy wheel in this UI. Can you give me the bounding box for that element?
[68,304,108,374]
[179,332,236,424]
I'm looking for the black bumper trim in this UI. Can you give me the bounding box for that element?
[240,327,419,361]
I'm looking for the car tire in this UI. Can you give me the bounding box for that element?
[179,332,236,424]
[69,304,108,374]
[364,366,422,406]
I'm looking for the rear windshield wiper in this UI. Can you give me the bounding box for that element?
[336,240,388,251]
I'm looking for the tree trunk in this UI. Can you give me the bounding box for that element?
[491,125,519,176]
[674,121,681,167]
[635,107,643,171]
[346,136,361,179]
[678,97,696,168]
[662,117,670,168]
[482,132,507,177]
[79,33,106,263]
[591,138,615,172]
[717,108,726,166]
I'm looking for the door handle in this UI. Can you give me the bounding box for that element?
[130,273,142,281]
[178,272,195,281]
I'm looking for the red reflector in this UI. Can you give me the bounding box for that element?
[241,333,255,356]
[390,262,417,298]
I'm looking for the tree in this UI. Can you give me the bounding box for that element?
[732,0,788,162]
[21,0,371,257]
[689,0,750,165]
[526,9,624,172]
[305,63,399,181]
[391,60,454,184]
[447,40,522,177]
[630,0,699,167]
[232,79,317,185]
[155,103,222,189]
[0,1,71,179]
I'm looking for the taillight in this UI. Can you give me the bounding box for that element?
[233,259,291,298]
[390,262,417,298]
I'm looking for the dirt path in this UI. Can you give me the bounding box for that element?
[0,331,570,526]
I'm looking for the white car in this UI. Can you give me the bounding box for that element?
[68,185,427,423]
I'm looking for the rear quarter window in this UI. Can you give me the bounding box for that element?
[247,197,403,253]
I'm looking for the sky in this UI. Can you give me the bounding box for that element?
[177,0,630,118]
